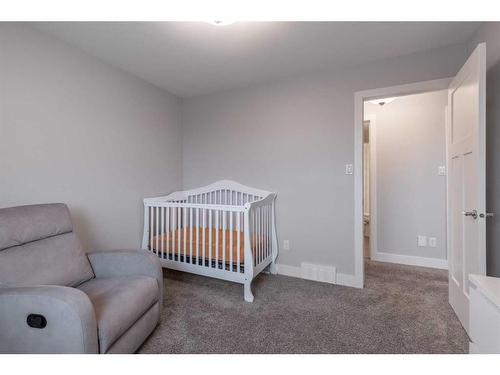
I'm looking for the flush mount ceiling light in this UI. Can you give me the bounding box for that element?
[368,97,398,106]
[207,20,235,26]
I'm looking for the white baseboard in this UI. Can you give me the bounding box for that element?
[336,272,363,288]
[276,263,361,288]
[301,262,336,283]
[275,263,302,279]
[372,251,448,270]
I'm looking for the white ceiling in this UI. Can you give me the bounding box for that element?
[33,22,481,98]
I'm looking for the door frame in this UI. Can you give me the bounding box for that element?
[362,114,378,260]
[353,77,452,288]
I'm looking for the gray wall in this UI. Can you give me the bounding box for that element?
[364,90,447,261]
[3,23,492,278]
[0,24,183,251]
[468,23,500,276]
[182,43,469,275]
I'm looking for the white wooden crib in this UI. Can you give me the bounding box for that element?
[142,180,278,302]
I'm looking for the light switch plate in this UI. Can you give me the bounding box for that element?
[418,235,427,247]
[429,237,437,248]
[345,164,353,175]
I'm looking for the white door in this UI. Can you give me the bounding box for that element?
[447,43,487,334]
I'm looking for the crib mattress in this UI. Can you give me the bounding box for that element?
[150,227,251,264]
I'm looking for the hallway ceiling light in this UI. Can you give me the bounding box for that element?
[368,97,398,106]
[207,21,235,26]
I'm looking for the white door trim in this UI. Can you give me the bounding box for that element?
[364,114,378,260]
[353,77,453,288]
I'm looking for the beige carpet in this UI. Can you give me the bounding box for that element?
[138,260,469,353]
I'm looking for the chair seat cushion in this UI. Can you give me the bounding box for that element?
[77,276,159,353]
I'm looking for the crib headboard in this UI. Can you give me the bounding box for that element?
[145,180,274,206]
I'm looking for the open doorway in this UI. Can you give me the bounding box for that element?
[353,78,452,289]
[362,91,448,269]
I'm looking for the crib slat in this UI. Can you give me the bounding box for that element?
[258,208,261,264]
[222,210,226,268]
[262,207,265,264]
[229,211,233,271]
[154,207,158,256]
[268,205,271,258]
[149,206,153,252]
[266,205,269,259]
[189,207,193,263]
[196,207,199,265]
[215,210,219,267]
[264,206,267,260]
[171,207,174,259]
[166,207,170,259]
[209,209,212,267]
[252,210,255,265]
[259,207,262,264]
[257,207,261,264]
[161,207,164,259]
[177,207,181,261]
[202,208,206,266]
[172,207,176,259]
[237,212,241,273]
[264,205,268,259]
[254,208,258,264]
[255,208,259,264]
[265,205,268,259]
[183,207,187,262]
[257,207,262,263]
[255,209,258,264]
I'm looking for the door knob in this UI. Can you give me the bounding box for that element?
[463,210,478,219]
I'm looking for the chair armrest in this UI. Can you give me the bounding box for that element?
[0,285,98,354]
[87,250,163,310]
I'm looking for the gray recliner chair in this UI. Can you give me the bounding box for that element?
[0,203,163,354]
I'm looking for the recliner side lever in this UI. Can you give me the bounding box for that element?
[27,314,47,329]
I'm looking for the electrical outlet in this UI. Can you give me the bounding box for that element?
[429,237,437,248]
[417,235,427,247]
[438,166,446,176]
[345,164,353,175]
[283,240,290,251]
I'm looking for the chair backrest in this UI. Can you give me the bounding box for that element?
[0,204,94,287]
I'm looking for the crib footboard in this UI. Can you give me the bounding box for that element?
[243,193,278,302]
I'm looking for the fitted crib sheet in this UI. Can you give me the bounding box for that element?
[150,227,260,264]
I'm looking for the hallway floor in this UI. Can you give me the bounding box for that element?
[139,260,468,353]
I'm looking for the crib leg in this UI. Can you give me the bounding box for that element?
[244,279,254,303]
[270,261,277,275]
